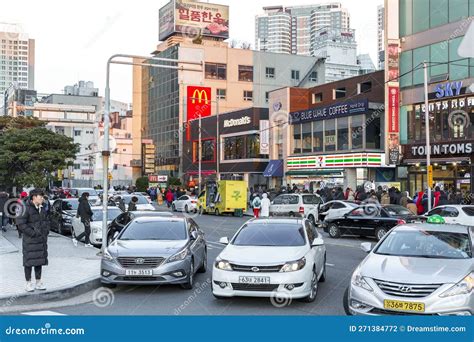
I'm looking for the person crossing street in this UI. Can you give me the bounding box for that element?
[73,192,93,248]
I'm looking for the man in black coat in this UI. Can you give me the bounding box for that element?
[74,193,93,247]
[0,190,9,232]
[16,189,50,292]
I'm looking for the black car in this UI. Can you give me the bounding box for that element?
[324,204,420,241]
[50,198,80,235]
[107,211,174,245]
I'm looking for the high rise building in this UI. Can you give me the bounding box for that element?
[377,5,385,70]
[255,3,351,56]
[0,23,35,106]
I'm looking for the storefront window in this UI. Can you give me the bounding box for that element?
[325,119,336,152]
[337,117,349,151]
[193,139,215,163]
[442,106,450,139]
[366,114,381,149]
[415,105,422,141]
[430,0,448,27]
[433,105,442,140]
[224,136,244,160]
[246,134,260,159]
[313,121,323,152]
[351,115,364,149]
[407,106,415,141]
[302,123,312,153]
[293,125,302,154]
[430,42,449,76]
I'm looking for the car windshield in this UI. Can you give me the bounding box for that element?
[232,223,306,247]
[122,196,149,205]
[92,209,122,222]
[61,199,79,211]
[375,229,472,259]
[78,189,98,197]
[120,220,187,241]
[384,205,412,216]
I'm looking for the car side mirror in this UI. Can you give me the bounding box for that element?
[219,237,229,245]
[191,231,198,240]
[360,242,373,253]
[311,237,324,247]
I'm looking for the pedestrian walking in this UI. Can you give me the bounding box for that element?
[251,194,261,218]
[0,190,9,232]
[73,192,93,248]
[116,196,126,212]
[128,196,138,212]
[16,189,50,292]
[260,193,271,218]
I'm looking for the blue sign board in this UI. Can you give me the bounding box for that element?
[289,99,369,125]
[434,81,463,99]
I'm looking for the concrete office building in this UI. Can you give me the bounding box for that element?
[377,5,385,70]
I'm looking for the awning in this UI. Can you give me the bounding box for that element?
[286,169,344,176]
[263,160,284,177]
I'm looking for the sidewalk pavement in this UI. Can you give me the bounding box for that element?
[0,226,101,310]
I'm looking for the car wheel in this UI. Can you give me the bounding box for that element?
[301,268,318,303]
[181,259,194,290]
[172,204,176,212]
[343,287,352,315]
[185,205,189,213]
[319,254,327,282]
[308,214,316,226]
[328,224,341,238]
[375,227,388,241]
[197,249,207,273]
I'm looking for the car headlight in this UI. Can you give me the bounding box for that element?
[440,272,474,298]
[166,248,189,263]
[280,257,306,272]
[102,249,114,261]
[214,259,233,271]
[351,268,373,292]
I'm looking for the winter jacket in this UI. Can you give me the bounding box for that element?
[0,192,8,214]
[381,194,391,205]
[16,200,50,267]
[128,201,138,212]
[77,197,93,222]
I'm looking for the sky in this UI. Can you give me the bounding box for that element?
[1,0,383,104]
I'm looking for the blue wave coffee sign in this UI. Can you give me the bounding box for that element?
[289,99,369,125]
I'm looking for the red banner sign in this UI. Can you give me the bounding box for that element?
[388,87,399,133]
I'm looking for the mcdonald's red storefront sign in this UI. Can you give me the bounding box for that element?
[187,86,212,122]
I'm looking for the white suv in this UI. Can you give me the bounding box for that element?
[270,194,322,217]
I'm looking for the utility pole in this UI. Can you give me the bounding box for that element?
[423,61,432,211]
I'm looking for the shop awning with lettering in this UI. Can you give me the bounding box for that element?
[286,169,344,176]
[263,160,284,177]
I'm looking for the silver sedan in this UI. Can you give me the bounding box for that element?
[101,217,207,289]
[345,222,473,316]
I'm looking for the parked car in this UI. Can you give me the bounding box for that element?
[107,211,174,245]
[212,218,326,302]
[131,192,152,203]
[270,194,323,217]
[425,205,474,226]
[172,195,198,213]
[119,195,155,211]
[71,207,123,246]
[70,188,101,205]
[101,216,207,289]
[324,204,420,241]
[50,198,80,235]
[306,200,358,226]
[345,219,473,315]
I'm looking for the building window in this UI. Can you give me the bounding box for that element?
[312,92,323,104]
[291,70,300,81]
[265,92,269,103]
[358,81,372,93]
[265,67,275,79]
[293,125,302,154]
[334,87,346,99]
[351,115,364,149]
[217,88,226,100]
[366,114,382,149]
[74,164,81,170]
[312,121,324,152]
[324,119,336,152]
[238,65,253,82]
[205,63,227,80]
[193,139,215,163]
[302,123,312,153]
[74,130,81,137]
[223,134,265,160]
[309,71,318,82]
[243,90,253,101]
[337,117,349,151]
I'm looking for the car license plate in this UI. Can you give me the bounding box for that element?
[125,269,153,276]
[239,276,270,284]
[383,300,425,313]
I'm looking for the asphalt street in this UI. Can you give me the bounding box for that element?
[13,211,373,316]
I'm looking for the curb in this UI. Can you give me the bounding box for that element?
[0,276,101,311]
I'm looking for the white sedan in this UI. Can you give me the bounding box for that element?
[306,200,358,226]
[72,207,123,246]
[212,218,326,302]
[172,195,198,213]
[425,205,474,226]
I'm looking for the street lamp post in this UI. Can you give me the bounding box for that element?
[101,54,202,254]
[423,61,432,211]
